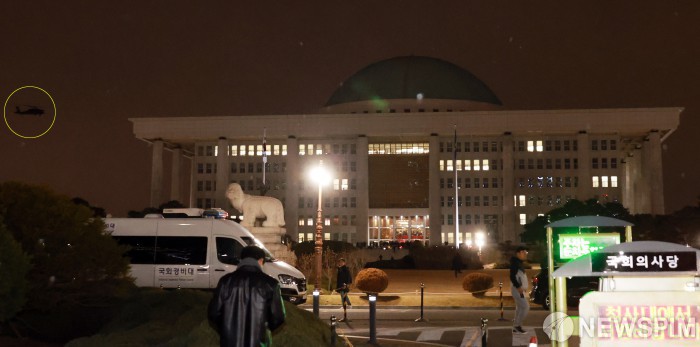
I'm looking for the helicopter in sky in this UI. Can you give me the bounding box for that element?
[14,105,45,116]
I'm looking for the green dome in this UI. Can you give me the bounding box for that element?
[326,56,501,106]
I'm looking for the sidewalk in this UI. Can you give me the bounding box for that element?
[304,268,540,308]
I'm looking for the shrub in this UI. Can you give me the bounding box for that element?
[354,268,389,294]
[410,245,483,270]
[292,240,356,257]
[0,221,31,324]
[462,273,494,297]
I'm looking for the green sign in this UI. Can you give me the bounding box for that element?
[558,233,620,260]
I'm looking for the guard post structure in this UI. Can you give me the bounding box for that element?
[368,294,377,344]
[545,216,635,347]
[313,288,320,317]
[497,281,508,321]
[330,315,337,347]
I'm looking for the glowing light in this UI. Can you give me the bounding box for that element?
[416,93,424,100]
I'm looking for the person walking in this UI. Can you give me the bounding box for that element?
[510,246,530,334]
[208,246,286,347]
[336,258,353,308]
[452,252,463,278]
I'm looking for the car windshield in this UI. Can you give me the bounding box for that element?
[241,236,277,262]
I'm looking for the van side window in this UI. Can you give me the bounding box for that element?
[155,236,207,265]
[216,237,244,265]
[113,236,156,264]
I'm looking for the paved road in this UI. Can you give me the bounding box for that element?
[311,307,581,346]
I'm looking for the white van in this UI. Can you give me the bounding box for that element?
[105,217,307,304]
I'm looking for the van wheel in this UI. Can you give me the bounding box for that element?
[543,295,550,310]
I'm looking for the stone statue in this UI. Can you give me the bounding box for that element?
[226,183,285,227]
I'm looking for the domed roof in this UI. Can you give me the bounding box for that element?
[325,56,501,107]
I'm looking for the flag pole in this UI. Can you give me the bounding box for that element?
[262,128,268,194]
[454,125,460,248]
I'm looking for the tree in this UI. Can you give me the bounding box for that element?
[520,199,633,244]
[0,220,31,334]
[0,182,131,311]
[71,197,107,218]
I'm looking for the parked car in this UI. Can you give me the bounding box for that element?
[530,269,599,309]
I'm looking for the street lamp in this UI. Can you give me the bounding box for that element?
[309,160,331,290]
[475,231,486,255]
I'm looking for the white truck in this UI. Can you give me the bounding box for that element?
[104,216,307,304]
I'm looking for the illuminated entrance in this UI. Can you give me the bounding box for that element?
[368,213,429,246]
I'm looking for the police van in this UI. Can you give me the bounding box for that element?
[105,212,307,304]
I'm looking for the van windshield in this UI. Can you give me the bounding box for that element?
[241,236,277,262]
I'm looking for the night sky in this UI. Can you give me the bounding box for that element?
[1,1,698,216]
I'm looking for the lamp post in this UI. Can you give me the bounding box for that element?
[309,160,331,290]
[475,231,485,256]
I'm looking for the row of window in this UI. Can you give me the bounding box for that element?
[298,215,357,226]
[441,195,501,207]
[369,143,430,155]
[592,176,619,188]
[440,159,497,171]
[519,140,578,152]
[517,176,579,188]
[443,214,499,225]
[230,144,288,157]
[299,178,357,191]
[299,196,357,209]
[298,232,353,243]
[299,143,357,156]
[441,177,501,189]
[514,195,576,207]
[518,158,578,170]
[197,143,359,157]
[441,141,500,153]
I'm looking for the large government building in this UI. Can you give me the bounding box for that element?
[130,56,681,246]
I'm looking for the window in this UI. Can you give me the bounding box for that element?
[592,158,598,169]
[465,160,471,171]
[527,141,535,152]
[474,160,481,171]
[536,140,543,152]
[592,176,600,188]
[601,140,608,150]
[602,176,609,188]
[298,217,304,226]
[341,179,348,190]
[611,176,618,187]
[112,236,157,264]
[333,179,340,190]
[447,160,454,171]
[592,140,598,151]
[518,195,526,206]
[155,236,207,265]
[519,214,527,225]
[482,159,489,171]
[611,158,618,169]
[216,237,244,265]
[602,158,608,169]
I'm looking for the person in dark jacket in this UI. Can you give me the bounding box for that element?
[336,258,352,308]
[452,252,464,278]
[509,246,530,334]
[208,246,286,347]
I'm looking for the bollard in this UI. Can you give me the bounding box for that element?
[415,282,427,322]
[330,315,337,347]
[497,281,508,321]
[481,318,489,346]
[368,294,377,344]
[313,289,320,317]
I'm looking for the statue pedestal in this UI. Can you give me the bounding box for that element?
[249,226,297,265]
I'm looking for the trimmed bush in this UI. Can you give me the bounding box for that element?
[462,273,494,297]
[354,268,389,294]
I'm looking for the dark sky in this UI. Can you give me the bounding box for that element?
[1,1,698,216]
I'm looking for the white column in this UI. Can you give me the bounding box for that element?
[285,136,299,238]
[171,147,182,202]
[356,135,369,245]
[216,137,229,210]
[501,133,515,243]
[428,133,441,245]
[646,131,665,214]
[150,139,164,207]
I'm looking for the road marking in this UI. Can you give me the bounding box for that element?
[460,327,480,347]
[416,328,446,341]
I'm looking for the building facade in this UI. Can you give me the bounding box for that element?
[130,56,681,246]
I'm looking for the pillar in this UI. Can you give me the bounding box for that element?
[646,131,664,214]
[356,135,369,245]
[171,147,182,202]
[216,137,229,211]
[428,133,441,244]
[501,133,515,242]
[150,139,164,207]
[285,136,299,238]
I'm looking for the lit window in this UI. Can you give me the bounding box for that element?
[256,145,263,156]
[519,213,527,225]
[240,145,246,156]
[519,195,526,206]
[611,176,618,188]
[341,179,348,190]
[273,145,280,155]
[316,145,323,155]
[456,160,462,171]
[333,179,340,190]
[439,160,444,171]
[527,141,535,152]
[307,218,313,226]
[325,217,330,226]
[324,233,330,240]
[306,233,313,241]
[474,160,481,171]
[602,176,609,188]
[248,145,254,156]
[464,160,471,171]
[447,160,454,171]
[282,145,287,156]
[298,217,304,226]
[308,144,314,155]
[536,141,543,152]
[298,234,304,242]
[214,145,219,156]
[231,146,238,156]
[592,176,600,188]
[482,159,489,171]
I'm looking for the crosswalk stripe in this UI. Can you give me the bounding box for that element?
[416,328,445,341]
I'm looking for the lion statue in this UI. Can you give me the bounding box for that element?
[226,183,285,227]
